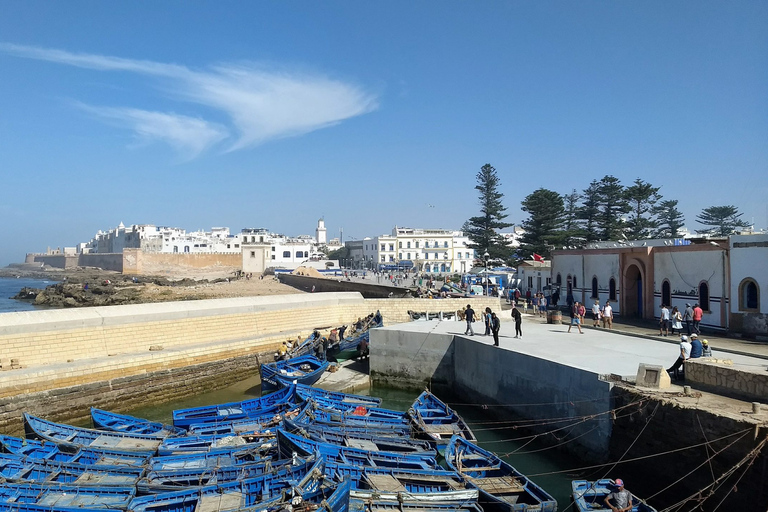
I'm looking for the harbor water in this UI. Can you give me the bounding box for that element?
[122,376,582,508]
[0,276,57,312]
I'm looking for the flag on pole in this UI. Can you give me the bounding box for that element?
[533,253,544,262]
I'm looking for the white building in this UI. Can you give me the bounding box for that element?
[360,227,476,274]
[551,233,768,336]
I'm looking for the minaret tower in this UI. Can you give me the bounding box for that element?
[316,218,327,245]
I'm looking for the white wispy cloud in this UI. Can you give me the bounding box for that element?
[77,104,229,159]
[0,43,378,156]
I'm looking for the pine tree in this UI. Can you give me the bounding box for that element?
[695,205,750,237]
[561,189,583,246]
[652,200,685,238]
[464,164,513,262]
[578,180,601,242]
[624,178,661,240]
[518,188,564,260]
[596,175,630,241]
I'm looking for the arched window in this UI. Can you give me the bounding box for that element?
[556,274,562,287]
[282,251,290,258]
[739,279,759,311]
[592,277,598,298]
[296,251,304,258]
[424,264,431,272]
[698,282,710,311]
[573,276,577,289]
[662,280,671,307]
[609,278,616,301]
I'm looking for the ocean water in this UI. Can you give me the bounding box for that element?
[0,276,59,313]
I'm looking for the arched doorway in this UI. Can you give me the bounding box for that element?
[625,264,643,318]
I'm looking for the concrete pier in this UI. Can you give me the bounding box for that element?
[370,315,768,460]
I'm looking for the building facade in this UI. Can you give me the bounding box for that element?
[359,227,476,273]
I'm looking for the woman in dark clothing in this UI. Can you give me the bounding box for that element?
[511,307,522,338]
[491,313,501,346]
[484,307,492,336]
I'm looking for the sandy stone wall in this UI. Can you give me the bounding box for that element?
[686,359,768,402]
[122,249,242,275]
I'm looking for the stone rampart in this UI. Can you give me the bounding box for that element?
[122,249,242,276]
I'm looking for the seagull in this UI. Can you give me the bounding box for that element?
[642,242,647,246]
[709,241,719,246]
[426,204,435,208]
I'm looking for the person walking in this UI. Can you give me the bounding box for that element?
[659,304,671,336]
[602,301,613,329]
[484,307,492,336]
[671,306,683,335]
[591,300,602,327]
[464,304,476,336]
[491,312,501,346]
[511,306,522,338]
[539,295,547,317]
[692,303,703,334]
[683,303,693,335]
[567,302,583,334]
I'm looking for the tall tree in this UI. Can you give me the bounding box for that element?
[464,164,513,262]
[652,200,685,238]
[624,178,661,239]
[561,189,583,245]
[596,175,630,241]
[578,180,601,242]
[518,188,564,260]
[695,205,750,237]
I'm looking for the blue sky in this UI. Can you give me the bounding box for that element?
[1,1,766,267]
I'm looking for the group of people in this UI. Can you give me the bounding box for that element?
[659,303,704,337]
[462,304,524,345]
[666,332,712,380]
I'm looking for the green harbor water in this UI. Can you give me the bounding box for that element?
[123,377,584,509]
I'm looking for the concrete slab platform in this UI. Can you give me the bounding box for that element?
[314,358,371,394]
[380,316,768,379]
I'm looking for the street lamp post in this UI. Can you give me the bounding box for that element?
[483,251,490,296]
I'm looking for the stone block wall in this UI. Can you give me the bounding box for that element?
[686,359,768,402]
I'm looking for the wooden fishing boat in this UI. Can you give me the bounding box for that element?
[156,431,275,456]
[571,479,657,512]
[349,498,484,512]
[329,329,373,362]
[330,463,478,503]
[445,436,557,512]
[23,414,162,454]
[277,428,438,471]
[284,418,435,455]
[185,406,296,436]
[408,391,476,448]
[90,408,186,437]
[128,456,326,512]
[172,384,300,428]
[138,453,316,493]
[0,452,144,487]
[0,482,135,509]
[0,434,151,466]
[260,355,330,392]
[298,402,412,432]
[148,445,271,471]
[295,383,382,407]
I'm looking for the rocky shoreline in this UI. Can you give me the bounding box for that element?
[2,264,301,308]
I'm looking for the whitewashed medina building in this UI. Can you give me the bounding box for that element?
[551,232,768,337]
[358,227,476,273]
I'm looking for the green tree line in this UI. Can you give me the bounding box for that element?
[465,165,751,264]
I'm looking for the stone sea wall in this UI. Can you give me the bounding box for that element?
[687,358,768,402]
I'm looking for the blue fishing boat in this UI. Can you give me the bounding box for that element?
[185,406,297,436]
[156,431,275,456]
[277,428,438,471]
[260,355,330,391]
[139,453,316,493]
[128,456,326,512]
[295,383,382,407]
[0,452,144,486]
[571,479,657,512]
[445,435,557,512]
[409,391,476,448]
[329,463,478,503]
[148,445,270,471]
[23,413,163,453]
[90,408,186,437]
[171,383,300,428]
[0,482,135,509]
[0,434,151,466]
[285,418,435,455]
[290,403,412,435]
[349,499,484,512]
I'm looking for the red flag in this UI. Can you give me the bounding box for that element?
[533,253,544,262]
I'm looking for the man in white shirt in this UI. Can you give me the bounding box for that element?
[602,302,613,329]
[659,304,671,337]
[667,335,692,380]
